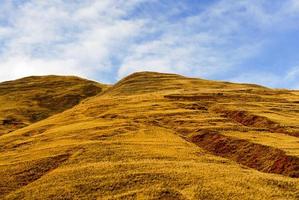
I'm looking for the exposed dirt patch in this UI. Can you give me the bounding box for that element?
[0,117,27,136]
[191,131,299,178]
[213,109,299,137]
[2,118,22,126]
[164,93,288,103]
[1,116,26,129]
[164,94,221,101]
[221,110,281,130]
[149,189,185,200]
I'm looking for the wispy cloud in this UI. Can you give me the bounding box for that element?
[0,0,144,82]
[230,65,299,89]
[0,0,298,88]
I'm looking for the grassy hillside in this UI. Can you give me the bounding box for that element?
[0,72,298,199]
[0,75,108,135]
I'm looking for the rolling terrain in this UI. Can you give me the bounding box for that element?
[0,72,298,199]
[0,75,108,135]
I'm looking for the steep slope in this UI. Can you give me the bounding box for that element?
[0,75,108,135]
[0,72,298,199]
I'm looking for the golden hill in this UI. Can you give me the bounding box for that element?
[0,75,108,135]
[0,72,298,199]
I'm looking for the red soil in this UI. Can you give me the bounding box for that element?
[191,131,299,178]
[214,109,299,137]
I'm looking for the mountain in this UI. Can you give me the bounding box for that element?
[0,75,109,135]
[0,72,298,199]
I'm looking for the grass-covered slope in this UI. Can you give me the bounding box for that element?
[0,72,298,199]
[0,75,108,135]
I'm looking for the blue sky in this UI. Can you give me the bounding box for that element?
[0,0,299,89]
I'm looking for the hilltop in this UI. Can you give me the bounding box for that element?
[0,72,298,199]
[0,75,109,135]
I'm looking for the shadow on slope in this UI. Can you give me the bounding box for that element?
[191,130,299,178]
[0,75,108,135]
[0,152,71,198]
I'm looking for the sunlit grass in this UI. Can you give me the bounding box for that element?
[0,72,298,199]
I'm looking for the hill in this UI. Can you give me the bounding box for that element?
[0,75,108,135]
[0,72,298,199]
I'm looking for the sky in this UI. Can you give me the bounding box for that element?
[0,0,299,89]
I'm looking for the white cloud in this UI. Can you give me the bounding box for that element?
[230,72,281,88]
[0,0,298,89]
[0,0,145,82]
[286,66,299,80]
[0,55,83,81]
[117,0,267,79]
[230,65,299,89]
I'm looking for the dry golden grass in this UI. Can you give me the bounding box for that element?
[0,75,108,135]
[0,72,298,199]
[222,131,299,157]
